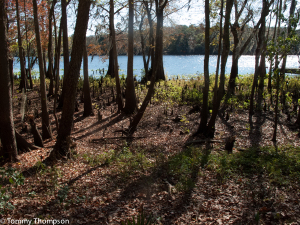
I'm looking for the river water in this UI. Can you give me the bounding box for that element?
[13,55,300,80]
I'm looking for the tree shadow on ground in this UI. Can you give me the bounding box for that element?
[17,141,204,224]
[74,113,127,140]
[249,111,266,148]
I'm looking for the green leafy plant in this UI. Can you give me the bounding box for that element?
[0,167,24,214]
[168,147,202,191]
[58,185,69,203]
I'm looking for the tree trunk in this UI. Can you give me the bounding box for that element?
[272,0,282,142]
[0,0,18,162]
[128,0,168,134]
[139,13,149,81]
[15,131,39,153]
[50,0,91,158]
[29,118,44,147]
[16,0,27,92]
[9,59,14,95]
[33,0,53,140]
[250,0,269,115]
[124,0,137,114]
[24,0,33,90]
[83,41,94,116]
[227,27,239,99]
[257,19,267,111]
[144,0,154,79]
[225,0,274,100]
[47,0,57,96]
[207,0,234,136]
[197,0,210,134]
[58,0,70,109]
[54,22,62,131]
[107,0,116,78]
[153,0,167,81]
[110,0,123,111]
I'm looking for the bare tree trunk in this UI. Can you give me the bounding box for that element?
[83,41,94,116]
[207,0,234,137]
[33,0,53,140]
[128,0,168,134]
[24,0,33,90]
[110,0,123,111]
[272,0,282,142]
[53,22,62,131]
[58,0,70,109]
[16,0,27,92]
[0,0,18,161]
[50,0,91,159]
[47,0,57,96]
[144,0,154,78]
[15,131,39,153]
[107,0,116,78]
[197,0,210,134]
[124,0,137,114]
[153,0,168,81]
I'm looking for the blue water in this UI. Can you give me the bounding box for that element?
[13,55,300,79]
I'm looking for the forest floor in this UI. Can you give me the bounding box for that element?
[2,80,300,224]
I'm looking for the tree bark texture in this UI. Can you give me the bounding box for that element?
[58,0,70,109]
[153,0,167,81]
[197,0,210,134]
[109,0,123,111]
[107,1,116,78]
[16,0,27,91]
[83,41,94,116]
[47,0,57,96]
[0,0,18,161]
[53,0,91,157]
[33,0,53,140]
[207,0,234,136]
[124,0,137,114]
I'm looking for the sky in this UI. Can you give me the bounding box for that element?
[66,0,300,37]
[67,0,205,36]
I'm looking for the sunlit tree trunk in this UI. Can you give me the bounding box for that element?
[0,0,18,162]
[124,0,137,114]
[33,0,53,140]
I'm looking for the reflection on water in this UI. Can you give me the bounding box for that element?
[13,55,299,79]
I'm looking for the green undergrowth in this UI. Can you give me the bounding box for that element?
[15,72,300,113]
[207,145,300,186]
[81,144,300,192]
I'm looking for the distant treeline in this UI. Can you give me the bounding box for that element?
[86,24,300,56]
